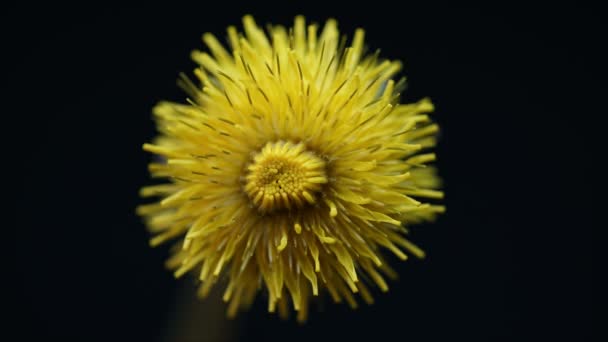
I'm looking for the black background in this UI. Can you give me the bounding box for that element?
[4,3,597,341]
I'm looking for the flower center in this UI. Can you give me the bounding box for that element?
[244,141,328,213]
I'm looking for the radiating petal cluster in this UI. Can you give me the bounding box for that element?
[138,15,444,321]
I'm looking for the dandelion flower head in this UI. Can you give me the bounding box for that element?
[138,15,445,322]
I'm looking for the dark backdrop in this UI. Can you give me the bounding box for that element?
[4,3,597,341]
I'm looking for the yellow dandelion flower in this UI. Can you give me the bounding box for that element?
[138,15,445,322]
